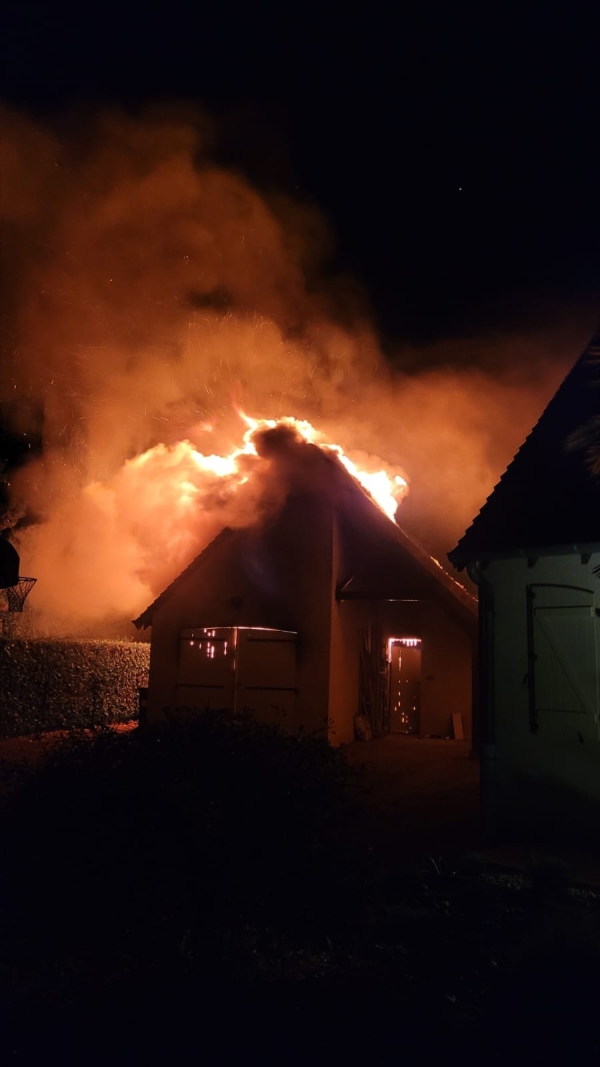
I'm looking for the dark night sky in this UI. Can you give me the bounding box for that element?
[2,1,599,347]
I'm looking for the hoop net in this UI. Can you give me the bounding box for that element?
[0,577,37,613]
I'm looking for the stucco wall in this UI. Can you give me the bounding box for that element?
[327,597,473,744]
[419,604,473,739]
[146,533,265,724]
[486,552,600,836]
[147,495,335,738]
[328,599,365,744]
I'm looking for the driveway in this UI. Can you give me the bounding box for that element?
[344,735,481,856]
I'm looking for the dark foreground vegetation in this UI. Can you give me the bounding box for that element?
[1,713,600,1062]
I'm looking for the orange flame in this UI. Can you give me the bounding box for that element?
[127,412,408,524]
[238,413,407,519]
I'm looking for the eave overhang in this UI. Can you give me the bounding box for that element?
[449,541,600,572]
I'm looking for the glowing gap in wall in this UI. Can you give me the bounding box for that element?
[387,636,421,659]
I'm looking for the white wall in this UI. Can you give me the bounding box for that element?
[486,551,600,835]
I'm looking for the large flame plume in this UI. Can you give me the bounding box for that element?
[0,104,586,634]
[14,413,408,632]
[236,414,408,519]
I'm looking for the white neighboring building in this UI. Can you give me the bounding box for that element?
[449,331,600,839]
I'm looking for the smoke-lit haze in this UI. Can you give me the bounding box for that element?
[0,104,587,633]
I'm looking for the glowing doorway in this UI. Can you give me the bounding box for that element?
[388,637,422,735]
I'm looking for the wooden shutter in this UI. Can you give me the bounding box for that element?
[527,584,599,741]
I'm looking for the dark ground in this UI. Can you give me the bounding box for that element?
[0,728,479,834]
[1,724,600,1063]
[345,735,480,854]
[346,735,600,886]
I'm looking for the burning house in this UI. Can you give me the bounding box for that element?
[449,329,600,838]
[134,424,476,744]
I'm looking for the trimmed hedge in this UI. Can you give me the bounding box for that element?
[0,639,150,737]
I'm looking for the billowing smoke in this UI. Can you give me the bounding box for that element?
[0,104,589,633]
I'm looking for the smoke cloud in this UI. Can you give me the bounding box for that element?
[0,104,590,633]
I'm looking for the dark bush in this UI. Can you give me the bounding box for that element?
[3,711,368,980]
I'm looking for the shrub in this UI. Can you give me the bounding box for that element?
[0,638,149,736]
[3,711,368,980]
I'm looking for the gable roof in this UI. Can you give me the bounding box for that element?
[449,330,600,569]
[133,444,476,631]
[331,457,476,627]
[133,527,235,629]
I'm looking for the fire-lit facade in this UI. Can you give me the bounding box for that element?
[135,449,476,744]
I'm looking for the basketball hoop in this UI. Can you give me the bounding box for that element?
[1,577,37,613]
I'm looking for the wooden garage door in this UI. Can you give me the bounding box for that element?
[177,627,235,710]
[235,628,297,725]
[176,626,297,722]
